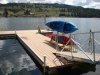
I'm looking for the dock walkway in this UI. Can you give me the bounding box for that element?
[17,30,65,68]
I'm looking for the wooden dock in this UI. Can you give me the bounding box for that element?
[16,30,65,68]
[0,30,100,73]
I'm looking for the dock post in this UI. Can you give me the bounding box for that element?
[38,26,41,33]
[70,34,73,59]
[89,29,93,54]
[15,30,16,34]
[43,56,46,75]
[92,32,95,63]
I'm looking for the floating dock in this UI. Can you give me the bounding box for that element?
[16,30,66,68]
[0,30,100,74]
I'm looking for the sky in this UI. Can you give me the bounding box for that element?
[0,0,100,9]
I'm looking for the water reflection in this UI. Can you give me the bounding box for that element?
[0,39,42,75]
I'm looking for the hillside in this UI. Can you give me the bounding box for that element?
[0,3,100,17]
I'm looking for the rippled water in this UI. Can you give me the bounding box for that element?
[0,17,100,33]
[0,39,42,75]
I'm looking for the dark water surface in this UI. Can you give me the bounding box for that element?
[0,39,42,75]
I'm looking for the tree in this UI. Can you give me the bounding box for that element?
[24,9,30,15]
[3,8,8,17]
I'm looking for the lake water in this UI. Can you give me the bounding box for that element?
[0,39,42,75]
[0,17,100,33]
[0,17,100,75]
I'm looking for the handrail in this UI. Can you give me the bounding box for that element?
[58,31,100,64]
[94,39,100,45]
[76,44,94,62]
[72,31,100,63]
[72,31,100,35]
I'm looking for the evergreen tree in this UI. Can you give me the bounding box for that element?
[3,8,8,17]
